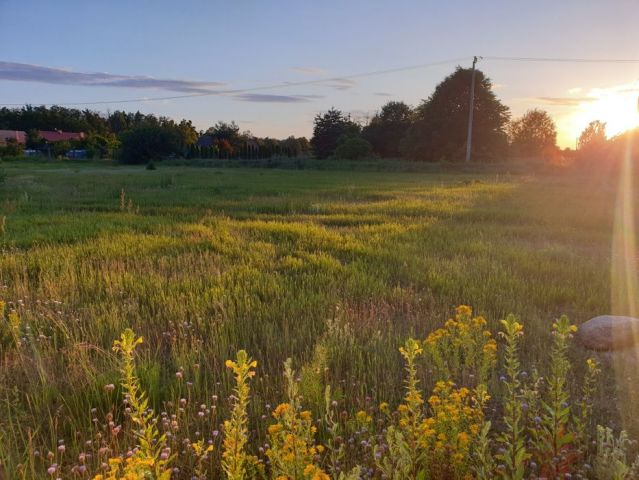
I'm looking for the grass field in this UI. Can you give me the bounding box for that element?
[0,160,636,478]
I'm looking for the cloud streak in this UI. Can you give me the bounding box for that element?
[536,96,596,106]
[290,66,328,76]
[0,61,226,94]
[324,78,356,91]
[234,93,324,103]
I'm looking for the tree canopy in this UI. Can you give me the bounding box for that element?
[401,67,510,162]
[578,120,607,150]
[362,101,412,158]
[509,109,557,156]
[311,108,360,159]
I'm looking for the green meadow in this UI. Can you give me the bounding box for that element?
[0,160,635,477]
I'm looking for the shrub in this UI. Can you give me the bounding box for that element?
[118,125,183,164]
[331,135,373,160]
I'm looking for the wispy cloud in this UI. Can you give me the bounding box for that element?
[374,92,392,97]
[536,96,597,106]
[0,61,226,93]
[290,66,328,76]
[324,78,356,91]
[233,93,323,103]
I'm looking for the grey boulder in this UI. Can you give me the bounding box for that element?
[578,315,639,351]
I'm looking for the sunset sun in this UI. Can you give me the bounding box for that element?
[565,81,639,144]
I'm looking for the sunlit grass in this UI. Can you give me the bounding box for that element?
[0,161,637,477]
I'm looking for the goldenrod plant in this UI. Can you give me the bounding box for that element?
[221,350,261,480]
[495,314,530,480]
[266,358,329,479]
[7,305,639,478]
[95,328,172,480]
[534,316,578,477]
[574,357,601,464]
[425,305,497,387]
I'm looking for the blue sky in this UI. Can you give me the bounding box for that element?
[1,0,638,146]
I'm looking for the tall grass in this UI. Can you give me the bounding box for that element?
[0,163,636,477]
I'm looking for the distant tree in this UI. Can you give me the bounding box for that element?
[52,140,72,158]
[362,101,412,157]
[332,135,373,160]
[311,108,360,159]
[576,120,608,163]
[509,109,557,156]
[280,136,302,157]
[26,129,43,149]
[118,125,183,164]
[85,133,119,159]
[297,137,311,155]
[401,67,510,162]
[177,119,198,147]
[207,121,240,145]
[214,138,234,157]
[578,120,607,150]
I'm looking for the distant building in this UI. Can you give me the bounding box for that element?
[66,149,88,159]
[38,130,85,142]
[196,134,215,148]
[0,130,27,145]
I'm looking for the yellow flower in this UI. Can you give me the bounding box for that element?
[379,402,390,413]
[356,410,371,424]
[268,424,283,435]
[483,340,497,354]
[457,431,470,447]
[273,403,291,418]
[456,305,472,317]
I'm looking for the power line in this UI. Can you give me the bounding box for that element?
[482,55,639,64]
[2,55,638,108]
[0,57,471,107]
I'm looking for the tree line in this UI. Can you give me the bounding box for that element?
[311,66,633,164]
[1,66,635,164]
[0,106,310,163]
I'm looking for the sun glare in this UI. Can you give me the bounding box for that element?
[564,81,639,146]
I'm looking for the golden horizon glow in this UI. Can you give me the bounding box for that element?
[557,80,639,148]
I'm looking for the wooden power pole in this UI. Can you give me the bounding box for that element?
[465,56,478,163]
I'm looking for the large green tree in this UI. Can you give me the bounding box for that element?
[362,101,412,158]
[311,108,360,159]
[401,67,510,162]
[509,109,557,156]
[118,125,183,164]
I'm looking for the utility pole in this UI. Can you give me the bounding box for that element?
[465,56,478,163]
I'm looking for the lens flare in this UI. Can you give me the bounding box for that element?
[610,130,639,432]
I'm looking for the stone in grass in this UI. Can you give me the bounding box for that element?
[578,315,639,351]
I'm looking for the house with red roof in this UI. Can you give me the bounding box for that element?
[38,130,85,142]
[0,130,27,145]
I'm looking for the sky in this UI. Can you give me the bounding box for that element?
[1,0,638,148]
